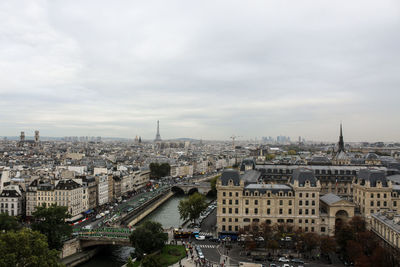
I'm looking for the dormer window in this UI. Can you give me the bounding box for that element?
[245,191,249,196]
[254,191,259,196]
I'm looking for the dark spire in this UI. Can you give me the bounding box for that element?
[338,122,345,152]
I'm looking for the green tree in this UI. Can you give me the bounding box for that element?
[209,175,221,196]
[149,163,171,179]
[31,204,72,250]
[0,212,21,231]
[288,150,297,155]
[0,228,62,267]
[141,254,160,267]
[129,221,167,260]
[265,154,275,161]
[178,192,208,223]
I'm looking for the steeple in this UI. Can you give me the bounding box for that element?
[338,123,345,153]
[155,120,162,142]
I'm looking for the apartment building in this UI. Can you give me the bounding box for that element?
[0,185,23,216]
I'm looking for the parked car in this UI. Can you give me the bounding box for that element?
[291,258,304,264]
[195,235,206,240]
[278,257,290,262]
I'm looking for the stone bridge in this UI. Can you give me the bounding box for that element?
[171,182,212,195]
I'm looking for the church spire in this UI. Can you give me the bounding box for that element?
[338,122,345,153]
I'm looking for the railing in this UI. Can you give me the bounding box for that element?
[74,227,133,239]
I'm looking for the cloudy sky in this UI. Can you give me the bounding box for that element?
[0,0,399,141]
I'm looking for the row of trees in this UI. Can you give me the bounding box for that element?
[0,204,72,266]
[239,217,399,267]
[149,163,171,179]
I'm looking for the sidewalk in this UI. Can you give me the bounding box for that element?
[169,241,218,267]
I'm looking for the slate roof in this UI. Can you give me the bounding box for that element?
[320,193,342,205]
[393,185,400,194]
[220,169,241,186]
[358,169,388,187]
[387,174,400,185]
[244,183,293,194]
[290,168,317,187]
[240,170,261,185]
[0,189,21,198]
[55,179,81,190]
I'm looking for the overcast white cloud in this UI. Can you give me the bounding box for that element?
[0,0,399,141]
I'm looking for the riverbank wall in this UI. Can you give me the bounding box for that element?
[127,191,175,226]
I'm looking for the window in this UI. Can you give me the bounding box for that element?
[280,200,283,205]
[312,200,315,206]
[229,218,232,222]
[267,208,270,215]
[229,199,232,205]
[279,208,283,214]
[245,199,249,205]
[235,226,239,231]
[235,200,238,205]
[223,192,226,196]
[267,200,271,205]
[384,201,387,207]
[305,219,308,223]
[321,227,326,232]
[289,209,292,215]
[222,225,226,231]
[305,209,309,215]
[306,193,309,198]
[394,201,397,207]
[235,192,239,197]
[378,193,380,198]
[299,209,302,215]
[255,200,258,205]
[312,209,315,215]
[305,200,309,205]
[371,193,374,198]
[222,218,226,222]
[229,208,232,214]
[223,199,226,205]
[245,208,249,214]
[384,193,387,198]
[299,219,302,223]
[235,218,238,222]
[222,208,226,214]
[229,192,232,197]
[377,201,381,207]
[312,219,315,224]
[371,201,374,206]
[289,200,292,205]
[299,200,303,206]
[312,193,315,197]
[254,208,258,214]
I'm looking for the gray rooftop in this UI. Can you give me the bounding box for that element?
[245,183,293,194]
[320,193,342,205]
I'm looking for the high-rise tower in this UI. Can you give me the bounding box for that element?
[154,120,162,142]
[34,130,40,144]
[20,131,25,142]
[338,123,345,153]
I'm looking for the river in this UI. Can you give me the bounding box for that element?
[79,194,186,266]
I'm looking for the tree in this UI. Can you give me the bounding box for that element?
[149,163,171,179]
[288,150,297,155]
[178,192,207,223]
[300,233,320,256]
[0,213,21,232]
[141,254,160,267]
[31,204,72,250]
[265,154,275,161]
[320,236,336,255]
[209,175,221,196]
[129,220,167,260]
[349,216,366,234]
[0,228,62,267]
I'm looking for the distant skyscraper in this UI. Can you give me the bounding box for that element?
[34,130,40,144]
[20,131,25,142]
[155,120,162,142]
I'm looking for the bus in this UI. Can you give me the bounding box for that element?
[173,229,193,239]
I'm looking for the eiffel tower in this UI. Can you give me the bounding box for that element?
[154,120,162,142]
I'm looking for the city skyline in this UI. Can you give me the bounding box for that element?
[1,1,400,141]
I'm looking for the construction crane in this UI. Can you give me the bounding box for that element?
[230,135,242,149]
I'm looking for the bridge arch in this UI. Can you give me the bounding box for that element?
[335,210,349,231]
[171,186,185,194]
[188,188,198,195]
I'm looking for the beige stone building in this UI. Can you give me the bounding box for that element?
[353,169,400,221]
[371,211,400,250]
[217,169,327,235]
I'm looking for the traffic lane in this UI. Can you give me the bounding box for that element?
[191,240,220,264]
[201,208,216,233]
